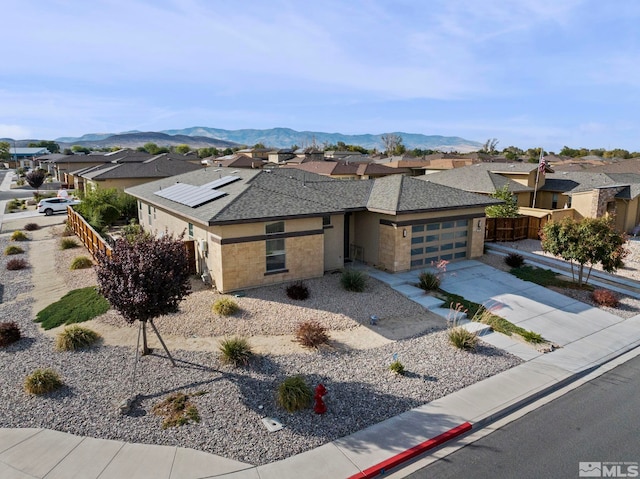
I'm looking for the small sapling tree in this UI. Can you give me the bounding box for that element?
[95,233,191,365]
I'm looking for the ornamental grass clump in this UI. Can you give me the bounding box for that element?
[418,271,440,291]
[10,231,28,241]
[294,321,329,349]
[212,297,240,316]
[448,326,478,351]
[70,256,93,270]
[24,369,63,395]
[389,360,405,375]
[4,245,24,255]
[277,375,312,412]
[504,252,525,268]
[23,223,40,231]
[60,238,79,250]
[219,337,253,367]
[55,325,101,351]
[0,322,21,347]
[340,269,367,292]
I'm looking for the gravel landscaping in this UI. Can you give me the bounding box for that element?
[0,225,522,465]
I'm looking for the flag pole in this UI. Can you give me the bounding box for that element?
[532,148,543,208]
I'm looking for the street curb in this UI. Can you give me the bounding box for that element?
[346,422,472,479]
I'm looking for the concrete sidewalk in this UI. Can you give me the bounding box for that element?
[2,261,640,478]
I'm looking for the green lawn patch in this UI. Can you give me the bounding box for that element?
[35,287,110,330]
[439,291,546,344]
[510,265,590,290]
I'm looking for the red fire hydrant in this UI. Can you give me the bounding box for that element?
[314,383,327,414]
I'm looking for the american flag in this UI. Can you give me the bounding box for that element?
[538,153,546,175]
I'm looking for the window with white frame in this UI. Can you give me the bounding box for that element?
[265,221,285,272]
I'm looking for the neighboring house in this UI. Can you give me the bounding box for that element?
[8,147,50,169]
[77,155,204,193]
[539,171,640,233]
[206,153,266,169]
[416,163,542,207]
[126,168,499,293]
[282,160,411,180]
[41,149,154,186]
[267,149,295,164]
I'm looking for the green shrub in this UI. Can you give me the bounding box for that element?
[286,281,309,300]
[294,321,329,348]
[504,252,525,268]
[448,326,478,351]
[7,199,21,210]
[418,271,440,291]
[23,222,40,231]
[0,322,21,347]
[24,369,63,395]
[340,269,367,292]
[70,256,93,270]
[591,289,619,307]
[60,238,79,250]
[4,245,24,255]
[55,325,101,351]
[219,337,253,367]
[212,297,240,316]
[6,258,29,270]
[277,376,312,412]
[389,360,405,375]
[152,392,201,429]
[35,287,110,330]
[10,231,28,241]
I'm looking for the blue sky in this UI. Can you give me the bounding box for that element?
[2,0,640,152]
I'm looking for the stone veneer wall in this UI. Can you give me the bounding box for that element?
[591,187,622,218]
[216,234,324,292]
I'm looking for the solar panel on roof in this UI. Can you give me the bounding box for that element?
[154,183,226,207]
[201,175,241,190]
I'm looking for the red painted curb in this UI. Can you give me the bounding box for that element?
[346,421,473,479]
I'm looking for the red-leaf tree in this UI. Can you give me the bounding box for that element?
[25,169,46,196]
[95,233,191,362]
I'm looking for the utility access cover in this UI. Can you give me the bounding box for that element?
[261,417,284,432]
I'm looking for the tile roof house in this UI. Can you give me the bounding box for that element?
[281,160,411,180]
[126,168,500,292]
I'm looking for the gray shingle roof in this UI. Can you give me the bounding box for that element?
[367,175,501,214]
[126,167,501,226]
[418,167,532,194]
[80,157,201,180]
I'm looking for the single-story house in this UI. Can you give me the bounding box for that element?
[77,155,204,193]
[125,167,500,293]
[281,160,411,180]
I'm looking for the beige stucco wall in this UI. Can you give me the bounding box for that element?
[323,214,345,271]
[89,177,156,192]
[568,192,592,219]
[619,198,640,232]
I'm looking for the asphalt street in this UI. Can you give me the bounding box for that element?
[404,353,640,479]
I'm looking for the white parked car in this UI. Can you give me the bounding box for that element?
[37,197,81,216]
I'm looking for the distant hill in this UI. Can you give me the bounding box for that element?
[160,127,482,152]
[56,131,238,149]
[54,127,482,152]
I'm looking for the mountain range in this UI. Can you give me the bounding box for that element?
[52,127,482,152]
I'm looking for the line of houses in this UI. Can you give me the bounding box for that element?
[19,147,640,293]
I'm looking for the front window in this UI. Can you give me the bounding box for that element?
[188,222,194,237]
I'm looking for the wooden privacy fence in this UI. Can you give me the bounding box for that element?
[67,207,112,258]
[485,216,538,242]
